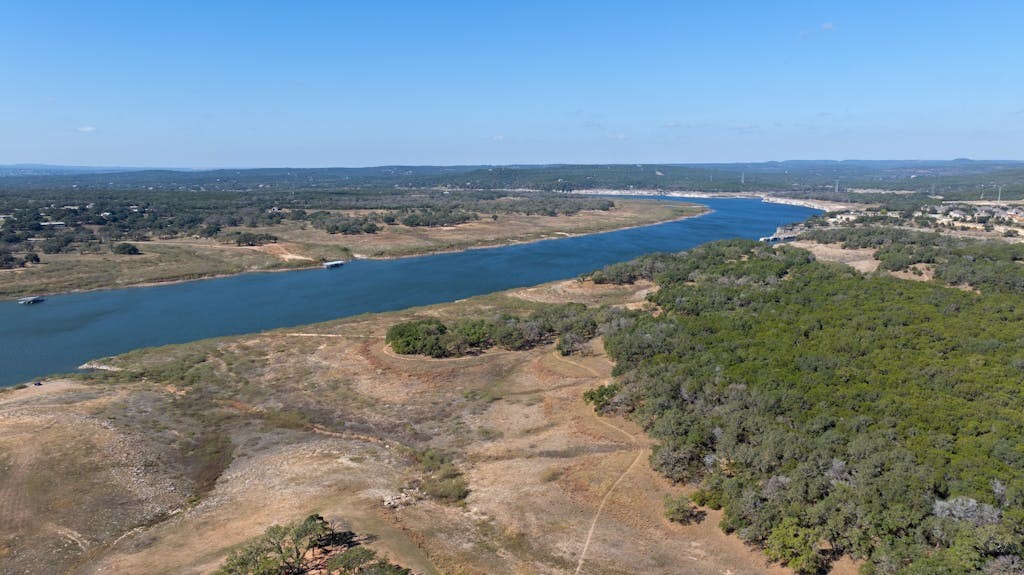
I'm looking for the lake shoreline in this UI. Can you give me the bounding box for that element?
[572,189,860,212]
[348,202,709,261]
[0,201,709,301]
[0,198,819,388]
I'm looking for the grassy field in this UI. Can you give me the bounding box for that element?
[0,199,701,299]
[0,277,800,575]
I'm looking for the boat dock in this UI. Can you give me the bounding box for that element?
[758,232,798,243]
[759,224,803,243]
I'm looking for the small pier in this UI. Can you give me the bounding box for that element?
[759,224,802,243]
[758,232,798,243]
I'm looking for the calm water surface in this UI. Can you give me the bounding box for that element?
[0,198,817,386]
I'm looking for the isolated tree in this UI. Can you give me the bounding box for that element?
[215,514,329,575]
[111,242,140,255]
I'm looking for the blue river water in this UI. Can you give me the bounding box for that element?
[0,198,817,386]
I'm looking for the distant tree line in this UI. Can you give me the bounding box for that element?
[0,188,614,256]
[2,161,1021,198]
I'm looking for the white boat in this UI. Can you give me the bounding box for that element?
[17,296,44,305]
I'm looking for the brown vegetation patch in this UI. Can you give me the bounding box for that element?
[888,262,936,282]
[789,240,880,273]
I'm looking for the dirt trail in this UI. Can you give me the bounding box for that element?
[550,351,648,575]
[574,451,645,575]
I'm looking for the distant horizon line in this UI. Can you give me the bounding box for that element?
[3,158,1023,172]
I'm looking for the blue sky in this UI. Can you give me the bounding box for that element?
[2,1,1022,167]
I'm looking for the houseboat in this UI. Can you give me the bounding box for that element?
[322,260,345,269]
[17,296,44,305]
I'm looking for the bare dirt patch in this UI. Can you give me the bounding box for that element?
[791,240,978,294]
[512,278,656,308]
[790,240,880,273]
[250,242,315,262]
[889,263,936,282]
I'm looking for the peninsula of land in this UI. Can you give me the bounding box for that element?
[0,198,703,299]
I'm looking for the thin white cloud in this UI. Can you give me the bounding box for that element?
[491,135,505,141]
[821,22,834,31]
[663,121,717,130]
[76,126,96,133]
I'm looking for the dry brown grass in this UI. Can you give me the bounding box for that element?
[789,240,880,273]
[0,241,302,298]
[0,279,801,575]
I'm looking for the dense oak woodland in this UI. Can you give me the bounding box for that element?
[386,237,1024,572]
[580,240,1024,574]
[3,161,1022,197]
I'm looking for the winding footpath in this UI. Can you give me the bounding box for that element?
[553,351,648,575]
